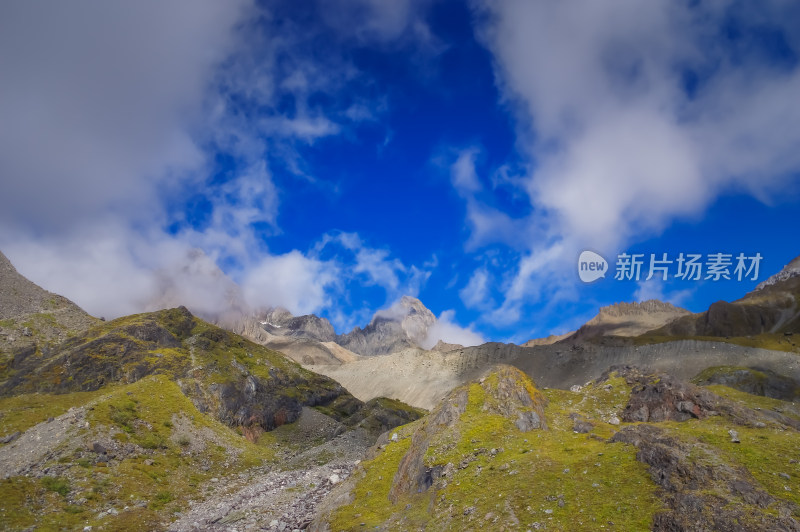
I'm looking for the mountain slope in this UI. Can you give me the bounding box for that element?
[0,253,426,531]
[645,260,800,343]
[0,250,97,356]
[313,259,800,410]
[313,365,800,531]
[0,307,425,531]
[0,306,420,438]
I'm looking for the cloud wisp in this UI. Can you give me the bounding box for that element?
[0,1,437,326]
[462,0,800,320]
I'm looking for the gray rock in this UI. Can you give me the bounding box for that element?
[0,431,21,444]
[92,442,107,454]
[515,411,543,431]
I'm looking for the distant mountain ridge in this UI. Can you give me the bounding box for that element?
[230,296,440,362]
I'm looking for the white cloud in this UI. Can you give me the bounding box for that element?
[459,268,491,310]
[467,0,800,320]
[321,232,433,303]
[446,147,530,250]
[241,251,340,316]
[450,148,483,194]
[0,1,248,234]
[0,221,245,320]
[0,1,435,325]
[633,278,693,308]
[421,310,485,349]
[320,0,439,48]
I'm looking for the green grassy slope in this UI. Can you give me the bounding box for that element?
[321,367,800,531]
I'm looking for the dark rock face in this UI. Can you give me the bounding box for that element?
[604,365,800,430]
[703,300,783,336]
[210,372,344,432]
[693,366,800,401]
[611,425,800,531]
[260,309,337,343]
[655,274,800,338]
[283,315,336,342]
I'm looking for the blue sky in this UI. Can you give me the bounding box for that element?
[1,0,799,345]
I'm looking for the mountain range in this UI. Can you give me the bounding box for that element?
[1,250,800,530]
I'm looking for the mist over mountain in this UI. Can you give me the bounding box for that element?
[336,296,437,356]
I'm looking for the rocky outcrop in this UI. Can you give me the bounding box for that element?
[611,424,800,531]
[693,366,800,401]
[605,366,722,423]
[387,365,546,502]
[607,365,800,430]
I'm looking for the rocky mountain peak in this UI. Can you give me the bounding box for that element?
[755,254,800,290]
[336,296,437,356]
[252,307,336,343]
[371,296,436,348]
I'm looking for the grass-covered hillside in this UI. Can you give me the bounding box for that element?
[3,307,372,433]
[314,365,800,531]
[0,307,424,531]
